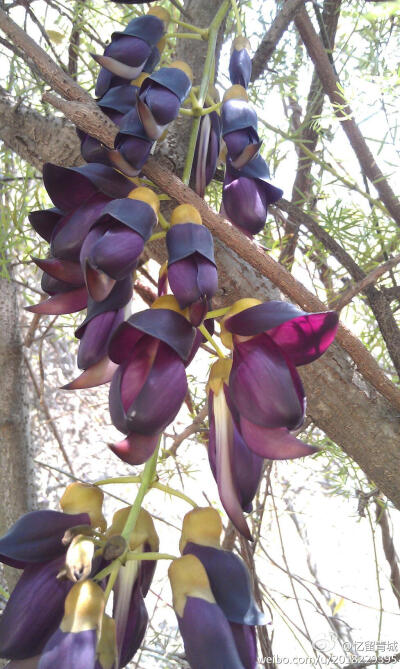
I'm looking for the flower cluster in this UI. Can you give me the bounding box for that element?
[207,299,338,537]
[169,507,265,668]
[0,483,158,668]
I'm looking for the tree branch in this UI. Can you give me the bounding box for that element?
[294,6,400,226]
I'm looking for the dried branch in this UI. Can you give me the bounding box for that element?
[251,0,307,82]
[68,0,85,79]
[42,92,116,147]
[294,6,400,226]
[375,499,400,610]
[331,254,400,311]
[163,406,208,459]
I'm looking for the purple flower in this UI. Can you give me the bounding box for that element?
[79,187,158,301]
[222,156,283,236]
[192,110,221,198]
[92,10,169,98]
[137,60,192,139]
[221,86,261,169]
[166,204,218,326]
[229,36,252,89]
[112,107,154,177]
[108,297,196,465]
[64,277,133,391]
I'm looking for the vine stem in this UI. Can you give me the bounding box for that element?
[181,0,230,185]
[199,323,226,359]
[230,0,243,35]
[94,476,198,508]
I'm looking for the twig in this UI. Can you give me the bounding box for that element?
[375,497,400,610]
[42,91,115,146]
[163,406,208,459]
[331,254,400,311]
[251,0,307,82]
[295,6,400,226]
[24,353,74,474]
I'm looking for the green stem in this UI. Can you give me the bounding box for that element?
[158,212,170,230]
[174,18,208,36]
[168,32,203,40]
[230,0,243,35]
[149,231,166,242]
[121,440,160,544]
[151,481,198,507]
[205,306,230,319]
[181,0,230,185]
[199,323,226,358]
[126,551,177,562]
[94,476,141,486]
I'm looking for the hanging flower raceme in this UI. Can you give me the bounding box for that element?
[65,277,133,391]
[229,36,252,89]
[207,358,263,540]
[136,60,193,140]
[169,508,265,669]
[220,85,283,236]
[165,204,218,326]
[192,87,221,198]
[108,295,196,465]
[105,507,159,667]
[27,163,132,315]
[80,186,159,302]
[0,483,105,663]
[92,8,170,98]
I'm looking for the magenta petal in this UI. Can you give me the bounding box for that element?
[109,431,160,465]
[0,556,73,659]
[177,597,245,669]
[240,417,318,459]
[108,323,144,365]
[230,334,305,430]
[119,337,159,412]
[225,302,339,366]
[25,287,88,315]
[63,356,117,390]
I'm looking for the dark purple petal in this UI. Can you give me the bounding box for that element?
[88,226,144,281]
[225,301,339,366]
[98,84,139,114]
[177,597,245,669]
[0,556,73,659]
[51,193,110,262]
[0,510,89,568]
[142,67,191,103]
[192,111,221,197]
[229,334,305,430]
[77,311,121,370]
[223,173,267,236]
[168,257,201,308]
[103,35,150,67]
[112,137,152,176]
[113,567,148,666]
[240,418,318,460]
[112,14,165,46]
[41,273,77,296]
[80,134,111,166]
[221,99,258,137]
[230,623,257,669]
[32,258,84,287]
[183,543,265,625]
[138,85,180,138]
[122,341,187,435]
[120,336,159,413]
[43,164,132,212]
[229,49,251,88]
[109,308,196,364]
[166,223,215,265]
[29,208,62,242]
[25,287,88,315]
[38,628,97,669]
[109,431,160,465]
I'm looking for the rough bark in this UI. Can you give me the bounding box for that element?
[0,276,32,592]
